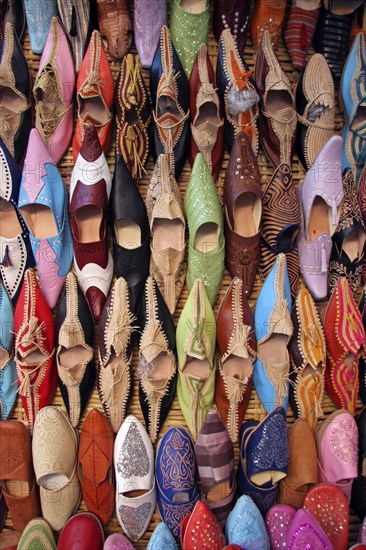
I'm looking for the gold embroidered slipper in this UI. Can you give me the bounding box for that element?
[146,154,186,315]
[289,288,326,432]
[97,277,137,433]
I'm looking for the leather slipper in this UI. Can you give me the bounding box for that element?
[304,483,349,550]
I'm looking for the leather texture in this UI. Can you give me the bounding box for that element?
[226,495,270,549]
[215,277,255,443]
[150,25,190,181]
[104,533,136,550]
[97,277,136,433]
[324,277,365,415]
[315,409,358,503]
[255,30,297,167]
[115,53,152,180]
[286,508,333,549]
[265,504,296,550]
[110,154,150,314]
[224,132,262,297]
[213,0,250,54]
[0,419,41,532]
[297,135,343,300]
[14,268,56,432]
[156,426,199,538]
[313,4,353,82]
[289,288,326,432]
[114,415,156,542]
[58,512,105,550]
[34,17,75,164]
[137,276,177,443]
[56,0,93,73]
[70,124,113,320]
[78,409,115,525]
[19,128,73,309]
[328,169,366,296]
[260,163,300,299]
[23,0,57,54]
[351,408,366,520]
[180,501,226,550]
[251,0,286,49]
[295,53,335,170]
[0,23,32,165]
[55,271,95,428]
[189,43,224,181]
[134,0,167,69]
[169,0,209,78]
[73,30,114,162]
[186,153,225,306]
[304,484,350,550]
[253,254,293,413]
[2,0,26,40]
[195,409,236,527]
[147,522,178,550]
[96,0,132,59]
[32,406,80,532]
[0,281,17,420]
[0,138,35,304]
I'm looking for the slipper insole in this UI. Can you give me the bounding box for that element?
[148,352,173,381]
[157,95,181,119]
[308,196,330,241]
[39,472,69,489]
[0,199,22,238]
[207,480,232,502]
[115,219,141,249]
[259,333,289,364]
[80,95,110,125]
[195,101,220,126]
[59,345,92,369]
[342,228,365,261]
[181,0,206,14]
[76,204,102,243]
[18,348,47,365]
[251,469,286,486]
[152,218,184,251]
[194,222,218,253]
[233,193,260,237]
[223,356,252,382]
[184,357,210,379]
[20,204,57,239]
[266,89,293,115]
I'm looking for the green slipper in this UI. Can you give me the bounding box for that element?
[185,153,225,306]
[18,518,56,550]
[170,0,210,77]
[176,278,217,440]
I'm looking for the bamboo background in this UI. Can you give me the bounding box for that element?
[3,0,364,547]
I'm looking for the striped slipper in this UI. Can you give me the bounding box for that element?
[18,518,56,550]
[195,408,236,527]
[259,164,300,299]
[284,1,320,72]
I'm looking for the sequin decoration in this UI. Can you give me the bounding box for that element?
[329,418,358,465]
[266,510,295,549]
[117,422,149,478]
[287,524,330,550]
[118,503,151,542]
[250,412,289,472]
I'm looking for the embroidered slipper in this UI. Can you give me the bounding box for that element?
[114,415,156,542]
[17,518,56,550]
[351,407,366,520]
[304,483,349,550]
[180,501,226,550]
[147,522,178,550]
[156,426,199,538]
[278,419,318,509]
[226,495,270,549]
[289,287,326,431]
[315,409,358,503]
[286,508,333,549]
[265,504,296,550]
[259,163,300,298]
